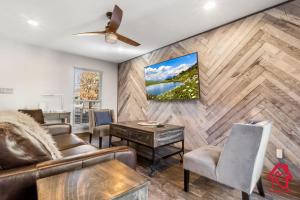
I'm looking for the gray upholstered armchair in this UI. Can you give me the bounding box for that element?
[183,121,272,200]
[88,109,114,148]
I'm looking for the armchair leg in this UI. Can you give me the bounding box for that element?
[184,169,190,192]
[109,135,112,147]
[89,133,92,144]
[99,137,102,149]
[242,192,250,200]
[256,177,265,197]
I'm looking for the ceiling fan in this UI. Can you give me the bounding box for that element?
[74,5,140,46]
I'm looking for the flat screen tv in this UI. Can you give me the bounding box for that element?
[144,52,200,100]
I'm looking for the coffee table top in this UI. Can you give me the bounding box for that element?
[37,160,149,200]
[111,120,184,133]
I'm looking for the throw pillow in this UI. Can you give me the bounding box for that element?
[94,111,112,126]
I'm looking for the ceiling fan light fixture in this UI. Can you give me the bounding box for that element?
[74,5,140,46]
[105,32,118,44]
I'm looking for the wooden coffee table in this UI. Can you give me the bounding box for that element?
[109,121,184,176]
[37,160,149,200]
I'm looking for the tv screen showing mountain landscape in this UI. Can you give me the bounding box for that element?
[145,52,200,100]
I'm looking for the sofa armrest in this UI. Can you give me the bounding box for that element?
[41,123,72,136]
[0,165,38,200]
[36,146,136,178]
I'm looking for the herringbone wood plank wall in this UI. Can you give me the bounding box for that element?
[118,1,300,179]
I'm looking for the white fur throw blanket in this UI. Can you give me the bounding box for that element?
[0,111,62,159]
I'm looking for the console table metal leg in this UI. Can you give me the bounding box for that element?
[149,148,156,177]
[180,139,184,163]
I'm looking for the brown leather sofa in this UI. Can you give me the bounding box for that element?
[0,110,136,200]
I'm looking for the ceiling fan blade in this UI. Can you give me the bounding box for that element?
[73,31,106,36]
[108,5,123,32]
[116,33,140,46]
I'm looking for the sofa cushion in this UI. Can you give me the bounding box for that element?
[42,124,71,136]
[0,123,52,169]
[92,125,110,137]
[61,145,98,157]
[183,146,222,181]
[94,111,112,126]
[18,109,45,124]
[53,134,85,151]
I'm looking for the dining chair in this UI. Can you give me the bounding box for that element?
[88,109,114,148]
[183,121,272,200]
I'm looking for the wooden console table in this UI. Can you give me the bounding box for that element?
[37,160,149,200]
[109,121,184,176]
[43,112,71,123]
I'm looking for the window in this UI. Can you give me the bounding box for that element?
[73,67,102,127]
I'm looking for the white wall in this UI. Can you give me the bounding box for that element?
[0,38,118,122]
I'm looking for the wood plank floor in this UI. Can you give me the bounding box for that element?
[77,133,300,200]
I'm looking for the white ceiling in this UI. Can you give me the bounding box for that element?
[0,0,287,63]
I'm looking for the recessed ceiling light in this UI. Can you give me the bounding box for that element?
[203,1,216,10]
[27,19,39,27]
